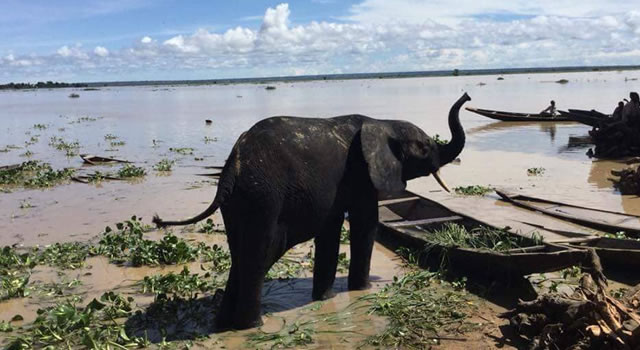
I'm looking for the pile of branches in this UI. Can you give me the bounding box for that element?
[502,275,640,349]
[610,166,640,195]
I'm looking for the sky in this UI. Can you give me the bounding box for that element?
[1,0,640,83]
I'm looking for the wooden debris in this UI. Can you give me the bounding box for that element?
[80,154,130,165]
[502,275,640,349]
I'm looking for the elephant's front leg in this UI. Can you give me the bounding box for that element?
[312,211,345,300]
[347,190,377,290]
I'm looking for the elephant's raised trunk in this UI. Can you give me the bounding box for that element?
[438,93,470,166]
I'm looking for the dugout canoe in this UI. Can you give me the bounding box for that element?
[465,107,572,122]
[496,190,640,238]
[375,191,606,282]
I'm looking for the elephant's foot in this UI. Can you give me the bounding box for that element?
[312,288,336,301]
[347,278,371,291]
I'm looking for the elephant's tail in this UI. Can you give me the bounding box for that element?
[152,161,236,229]
[152,199,221,228]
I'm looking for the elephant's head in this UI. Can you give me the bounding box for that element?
[361,93,470,193]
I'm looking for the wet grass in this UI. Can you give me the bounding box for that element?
[203,136,217,143]
[362,269,478,349]
[453,185,493,196]
[433,134,448,145]
[0,161,75,189]
[423,223,534,252]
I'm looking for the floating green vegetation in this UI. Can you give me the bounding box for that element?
[110,140,126,147]
[153,159,175,172]
[362,269,477,349]
[49,136,80,156]
[0,161,75,188]
[527,167,546,176]
[117,164,146,178]
[140,266,221,299]
[433,134,448,145]
[203,136,217,143]
[6,292,150,350]
[0,145,21,152]
[19,200,32,209]
[453,185,493,196]
[92,216,211,266]
[104,134,118,140]
[0,246,36,301]
[169,147,194,155]
[198,218,224,234]
[70,116,97,123]
[31,278,82,298]
[25,136,39,146]
[35,242,90,270]
[19,150,33,158]
[32,124,47,130]
[340,225,350,244]
[201,244,232,273]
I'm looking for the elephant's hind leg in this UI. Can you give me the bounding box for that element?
[230,215,282,329]
[312,211,345,300]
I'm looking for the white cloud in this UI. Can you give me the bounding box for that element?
[3,3,640,82]
[94,46,109,57]
[57,45,89,59]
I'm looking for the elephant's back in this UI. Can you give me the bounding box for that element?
[227,116,359,222]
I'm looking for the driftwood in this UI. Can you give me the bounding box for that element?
[71,173,125,183]
[610,166,640,195]
[0,163,21,171]
[502,275,640,349]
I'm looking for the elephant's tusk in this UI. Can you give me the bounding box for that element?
[432,171,451,193]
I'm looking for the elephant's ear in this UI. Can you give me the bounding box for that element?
[360,121,406,193]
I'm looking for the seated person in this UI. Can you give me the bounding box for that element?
[540,100,557,116]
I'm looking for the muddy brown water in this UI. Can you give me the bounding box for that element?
[1,70,640,348]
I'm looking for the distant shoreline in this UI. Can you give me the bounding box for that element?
[5,64,640,89]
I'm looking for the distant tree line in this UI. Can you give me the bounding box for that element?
[0,81,88,90]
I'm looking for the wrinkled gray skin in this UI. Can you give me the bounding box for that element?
[153,93,471,330]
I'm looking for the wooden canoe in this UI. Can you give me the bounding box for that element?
[375,191,606,282]
[496,190,640,238]
[465,107,572,122]
[568,109,609,119]
[80,154,130,165]
[558,110,605,127]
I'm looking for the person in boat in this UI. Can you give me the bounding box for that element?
[540,100,557,117]
[622,92,640,129]
[612,101,624,121]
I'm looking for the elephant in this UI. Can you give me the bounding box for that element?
[153,92,471,330]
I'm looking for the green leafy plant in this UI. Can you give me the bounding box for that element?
[153,159,175,172]
[6,292,148,349]
[117,164,146,178]
[0,161,75,188]
[453,185,493,196]
[527,167,546,176]
[36,242,90,269]
[140,267,221,299]
[169,147,194,155]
